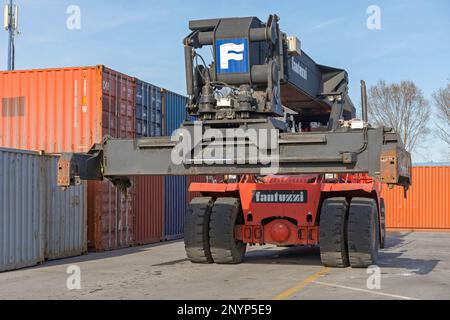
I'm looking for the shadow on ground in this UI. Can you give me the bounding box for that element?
[243,232,440,274]
[25,240,185,270]
[244,246,323,266]
[378,231,440,275]
[10,232,440,275]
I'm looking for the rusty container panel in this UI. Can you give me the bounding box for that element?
[87,181,134,251]
[0,66,103,153]
[382,166,450,230]
[133,176,164,245]
[87,67,136,251]
[133,80,164,246]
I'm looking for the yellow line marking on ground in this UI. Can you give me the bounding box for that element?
[313,281,421,300]
[273,267,331,300]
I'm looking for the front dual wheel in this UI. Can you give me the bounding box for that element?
[319,197,381,268]
[184,197,247,265]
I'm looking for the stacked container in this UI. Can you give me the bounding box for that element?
[44,157,87,260]
[0,66,195,254]
[163,90,188,240]
[87,67,136,251]
[0,66,135,251]
[133,80,165,245]
[0,148,86,272]
[136,80,163,137]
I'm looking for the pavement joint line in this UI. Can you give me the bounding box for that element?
[272,267,331,300]
[313,281,421,300]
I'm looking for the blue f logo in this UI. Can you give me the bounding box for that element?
[216,38,249,74]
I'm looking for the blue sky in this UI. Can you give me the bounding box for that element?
[1,0,449,161]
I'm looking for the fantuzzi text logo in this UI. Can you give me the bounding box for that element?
[292,59,308,80]
[253,191,308,203]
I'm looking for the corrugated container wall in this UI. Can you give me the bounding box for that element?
[382,166,450,230]
[163,89,188,136]
[163,90,188,240]
[88,67,136,251]
[1,148,86,272]
[44,157,87,260]
[133,177,164,244]
[188,176,207,203]
[133,79,164,245]
[1,149,44,272]
[0,67,103,153]
[0,66,135,251]
[136,79,162,137]
[164,177,188,239]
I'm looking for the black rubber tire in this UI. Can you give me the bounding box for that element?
[347,198,379,268]
[209,197,247,264]
[380,198,386,249]
[319,198,350,268]
[184,197,214,264]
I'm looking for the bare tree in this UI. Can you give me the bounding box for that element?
[432,83,450,147]
[367,80,430,153]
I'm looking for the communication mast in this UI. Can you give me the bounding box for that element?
[3,0,20,70]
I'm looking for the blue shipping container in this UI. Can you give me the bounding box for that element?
[136,80,162,137]
[164,90,188,136]
[163,90,189,239]
[164,176,188,240]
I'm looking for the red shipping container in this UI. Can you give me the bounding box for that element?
[187,176,207,203]
[134,176,164,245]
[0,66,136,251]
[87,67,136,251]
[132,81,165,246]
[382,166,450,231]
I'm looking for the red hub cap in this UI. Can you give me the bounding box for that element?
[271,222,291,243]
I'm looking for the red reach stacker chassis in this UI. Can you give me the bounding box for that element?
[186,174,386,268]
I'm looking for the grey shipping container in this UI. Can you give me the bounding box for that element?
[0,149,45,272]
[0,148,86,272]
[44,156,87,260]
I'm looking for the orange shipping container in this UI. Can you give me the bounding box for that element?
[0,66,136,251]
[1,66,102,152]
[382,166,450,230]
